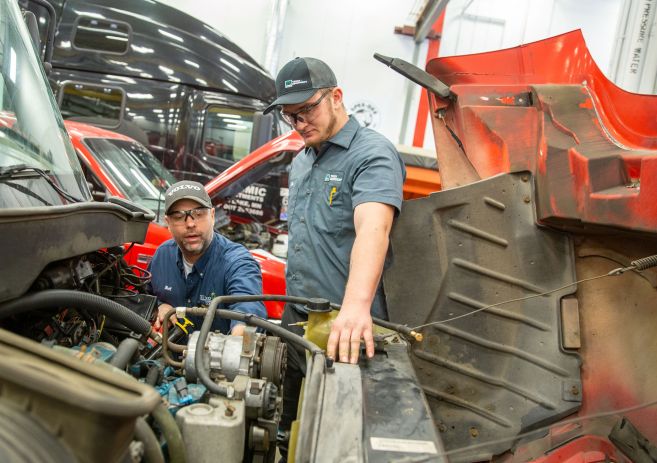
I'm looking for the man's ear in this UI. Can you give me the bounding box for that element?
[331,87,344,107]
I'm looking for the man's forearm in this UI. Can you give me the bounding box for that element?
[341,228,389,313]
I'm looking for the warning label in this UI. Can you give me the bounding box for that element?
[370,437,438,454]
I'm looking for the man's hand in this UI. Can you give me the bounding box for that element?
[326,304,374,364]
[230,324,246,336]
[153,303,176,331]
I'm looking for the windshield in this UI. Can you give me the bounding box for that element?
[0,0,89,208]
[83,137,177,218]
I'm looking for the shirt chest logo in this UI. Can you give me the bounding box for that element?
[198,291,217,306]
[164,285,173,291]
[324,173,343,182]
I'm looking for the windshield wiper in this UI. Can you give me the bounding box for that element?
[0,164,83,203]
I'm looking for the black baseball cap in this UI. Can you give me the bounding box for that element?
[264,57,337,114]
[164,180,212,214]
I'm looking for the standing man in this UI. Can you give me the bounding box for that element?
[264,57,405,457]
[148,180,266,335]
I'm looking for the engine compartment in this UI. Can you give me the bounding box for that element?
[0,200,296,463]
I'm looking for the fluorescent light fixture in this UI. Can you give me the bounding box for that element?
[184,59,200,68]
[220,58,240,73]
[104,159,130,186]
[222,79,238,93]
[215,113,241,119]
[226,124,248,130]
[158,65,174,75]
[9,48,16,83]
[127,93,154,99]
[73,11,105,19]
[158,28,184,43]
[104,75,136,84]
[131,45,154,54]
[196,78,208,86]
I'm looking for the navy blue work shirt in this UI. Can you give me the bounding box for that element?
[286,116,406,319]
[148,232,266,333]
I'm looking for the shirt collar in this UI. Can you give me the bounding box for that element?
[175,232,217,276]
[327,115,360,149]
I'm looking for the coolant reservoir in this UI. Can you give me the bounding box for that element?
[304,298,336,351]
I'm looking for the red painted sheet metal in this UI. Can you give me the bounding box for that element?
[427,30,657,150]
[425,31,657,234]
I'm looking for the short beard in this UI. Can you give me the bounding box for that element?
[179,233,212,259]
[308,105,338,150]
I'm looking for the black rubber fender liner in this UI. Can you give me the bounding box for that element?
[0,289,152,337]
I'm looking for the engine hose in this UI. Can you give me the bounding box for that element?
[134,417,165,463]
[370,317,424,342]
[145,365,160,387]
[110,337,140,370]
[193,295,324,396]
[144,327,185,361]
[0,290,154,340]
[632,254,657,271]
[329,301,423,341]
[151,401,186,463]
[161,308,184,368]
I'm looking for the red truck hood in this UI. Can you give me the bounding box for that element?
[204,130,305,199]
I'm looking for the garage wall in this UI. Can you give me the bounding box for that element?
[159,0,626,150]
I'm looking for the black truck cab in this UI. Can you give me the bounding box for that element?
[25,0,281,183]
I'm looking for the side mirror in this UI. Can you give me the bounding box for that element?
[22,0,57,72]
[22,11,41,55]
[250,111,274,152]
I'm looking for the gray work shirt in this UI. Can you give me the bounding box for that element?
[286,116,406,319]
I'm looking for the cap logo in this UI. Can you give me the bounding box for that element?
[284,79,308,89]
[167,184,202,196]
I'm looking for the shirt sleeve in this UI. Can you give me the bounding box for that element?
[351,140,406,213]
[223,247,267,329]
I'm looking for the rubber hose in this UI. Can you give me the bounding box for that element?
[110,338,140,370]
[145,365,160,387]
[0,290,152,337]
[151,402,186,463]
[194,301,229,396]
[134,417,165,463]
